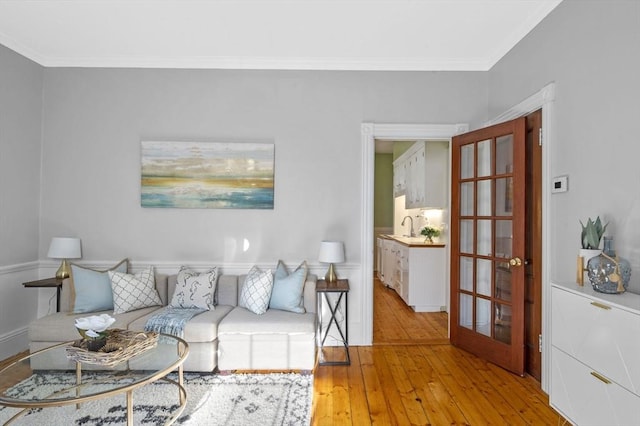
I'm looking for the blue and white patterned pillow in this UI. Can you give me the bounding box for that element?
[170,266,218,310]
[109,267,162,314]
[239,266,274,315]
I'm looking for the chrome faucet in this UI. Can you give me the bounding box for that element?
[401,216,415,237]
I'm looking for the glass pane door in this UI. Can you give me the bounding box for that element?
[450,117,526,376]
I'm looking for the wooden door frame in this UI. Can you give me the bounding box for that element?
[483,83,555,392]
[360,82,555,392]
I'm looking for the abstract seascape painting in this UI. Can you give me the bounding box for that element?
[141,141,274,209]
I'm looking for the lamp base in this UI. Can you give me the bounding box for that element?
[55,259,71,280]
[325,263,337,283]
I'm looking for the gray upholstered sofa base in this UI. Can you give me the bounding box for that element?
[28,272,317,372]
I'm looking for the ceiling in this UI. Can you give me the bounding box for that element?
[0,0,562,71]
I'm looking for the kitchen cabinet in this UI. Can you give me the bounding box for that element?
[380,238,397,288]
[393,161,406,197]
[376,237,384,281]
[380,236,446,312]
[393,141,448,209]
[550,282,640,425]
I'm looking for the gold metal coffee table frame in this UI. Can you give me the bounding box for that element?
[0,334,189,426]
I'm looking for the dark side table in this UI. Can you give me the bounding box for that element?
[316,278,350,366]
[23,277,64,312]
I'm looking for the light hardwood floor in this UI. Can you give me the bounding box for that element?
[1,277,563,425]
[312,277,563,425]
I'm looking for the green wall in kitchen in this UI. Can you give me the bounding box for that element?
[374,153,393,227]
[393,141,414,160]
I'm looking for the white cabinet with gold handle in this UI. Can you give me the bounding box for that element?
[550,283,640,425]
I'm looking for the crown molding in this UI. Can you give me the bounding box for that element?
[29,55,494,71]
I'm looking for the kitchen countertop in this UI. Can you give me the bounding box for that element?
[379,234,446,248]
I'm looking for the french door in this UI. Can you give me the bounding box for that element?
[450,117,526,376]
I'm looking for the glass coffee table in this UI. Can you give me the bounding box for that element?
[0,334,188,426]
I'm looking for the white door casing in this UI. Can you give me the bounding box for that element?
[360,122,468,342]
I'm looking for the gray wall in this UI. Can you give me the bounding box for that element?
[489,0,640,292]
[0,45,42,265]
[0,45,43,360]
[39,69,487,265]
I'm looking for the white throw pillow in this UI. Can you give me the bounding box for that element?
[109,267,162,314]
[170,266,218,310]
[239,266,274,315]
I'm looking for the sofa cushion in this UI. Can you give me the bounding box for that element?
[216,275,239,307]
[218,306,315,335]
[69,259,128,313]
[170,266,217,310]
[129,305,234,343]
[269,260,308,313]
[238,266,274,315]
[28,306,161,342]
[109,267,162,314]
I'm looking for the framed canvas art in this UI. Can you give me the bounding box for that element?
[141,141,274,209]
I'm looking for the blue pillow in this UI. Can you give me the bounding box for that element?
[269,260,308,313]
[70,259,128,313]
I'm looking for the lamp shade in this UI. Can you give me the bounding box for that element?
[318,241,345,264]
[47,237,82,259]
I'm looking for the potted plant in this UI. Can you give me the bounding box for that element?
[579,216,608,262]
[420,225,441,243]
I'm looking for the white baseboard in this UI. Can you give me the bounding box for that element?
[0,262,39,360]
[0,327,28,361]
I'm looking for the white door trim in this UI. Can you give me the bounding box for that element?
[360,122,469,345]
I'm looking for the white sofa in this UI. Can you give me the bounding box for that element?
[28,272,317,372]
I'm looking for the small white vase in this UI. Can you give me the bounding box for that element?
[579,248,602,263]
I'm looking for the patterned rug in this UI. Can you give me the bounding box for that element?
[0,372,313,425]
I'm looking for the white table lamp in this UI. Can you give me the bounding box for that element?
[48,237,82,279]
[318,241,345,283]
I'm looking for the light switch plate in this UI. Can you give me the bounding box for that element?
[552,175,568,193]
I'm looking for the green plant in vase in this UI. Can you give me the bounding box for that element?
[420,226,441,243]
[580,216,608,249]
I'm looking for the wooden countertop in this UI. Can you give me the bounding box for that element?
[379,234,446,248]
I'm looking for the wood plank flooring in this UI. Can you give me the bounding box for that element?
[312,277,563,425]
[373,277,449,345]
[1,277,563,425]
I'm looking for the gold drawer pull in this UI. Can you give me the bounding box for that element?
[590,371,612,384]
[590,301,611,310]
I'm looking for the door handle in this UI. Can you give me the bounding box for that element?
[509,257,523,267]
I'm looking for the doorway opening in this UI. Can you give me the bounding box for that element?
[372,139,451,344]
[360,123,468,346]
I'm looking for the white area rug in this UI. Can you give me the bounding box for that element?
[0,372,313,425]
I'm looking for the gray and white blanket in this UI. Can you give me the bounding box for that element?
[144,306,205,338]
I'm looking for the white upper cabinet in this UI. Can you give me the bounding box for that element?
[393,141,448,209]
[393,160,406,197]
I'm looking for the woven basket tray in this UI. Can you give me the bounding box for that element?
[66,329,158,367]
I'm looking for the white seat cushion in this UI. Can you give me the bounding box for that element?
[218,307,315,336]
